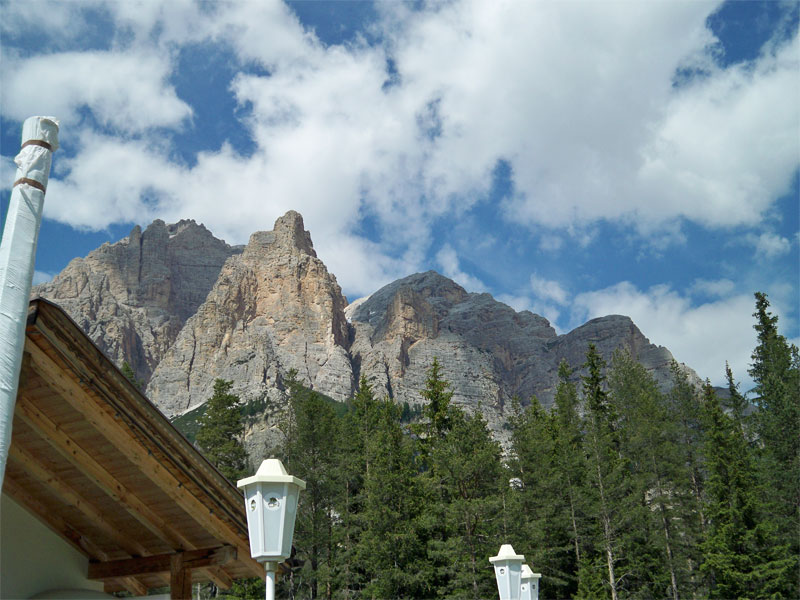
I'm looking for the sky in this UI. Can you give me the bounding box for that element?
[0,0,798,391]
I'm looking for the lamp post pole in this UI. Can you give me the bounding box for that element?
[238,459,306,600]
[265,562,276,600]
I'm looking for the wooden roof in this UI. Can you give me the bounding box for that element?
[4,298,264,595]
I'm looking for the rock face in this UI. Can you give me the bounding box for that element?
[34,211,698,447]
[32,219,241,383]
[347,271,683,439]
[147,211,353,417]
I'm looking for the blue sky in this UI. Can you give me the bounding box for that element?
[1,0,798,390]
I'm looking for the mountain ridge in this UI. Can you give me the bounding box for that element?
[33,211,698,445]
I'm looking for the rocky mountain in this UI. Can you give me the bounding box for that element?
[33,211,696,446]
[347,271,679,438]
[32,219,241,383]
[147,211,352,417]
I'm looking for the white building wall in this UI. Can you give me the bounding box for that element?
[0,493,108,599]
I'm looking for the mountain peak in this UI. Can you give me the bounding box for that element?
[245,211,317,257]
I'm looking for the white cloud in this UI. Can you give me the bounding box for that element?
[530,274,569,306]
[538,235,564,252]
[690,278,736,298]
[1,156,17,191]
[572,282,757,388]
[32,270,54,285]
[748,232,792,259]
[496,294,533,314]
[4,0,797,300]
[636,34,800,229]
[435,244,486,293]
[0,1,103,46]
[0,50,191,132]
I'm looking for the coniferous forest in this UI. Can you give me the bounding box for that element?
[192,293,799,600]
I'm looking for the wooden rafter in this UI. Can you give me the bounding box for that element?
[2,477,149,597]
[88,545,236,580]
[22,340,263,578]
[5,300,264,597]
[8,443,154,560]
[14,390,236,590]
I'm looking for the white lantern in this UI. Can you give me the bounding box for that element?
[237,459,306,563]
[520,564,542,600]
[490,544,525,600]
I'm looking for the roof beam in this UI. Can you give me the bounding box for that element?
[2,477,149,597]
[23,340,263,578]
[8,443,154,560]
[14,394,184,548]
[14,389,236,589]
[88,545,236,580]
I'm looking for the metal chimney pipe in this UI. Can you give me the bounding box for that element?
[0,116,59,488]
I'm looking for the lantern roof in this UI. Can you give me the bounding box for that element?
[237,459,306,490]
[521,565,542,581]
[490,544,525,563]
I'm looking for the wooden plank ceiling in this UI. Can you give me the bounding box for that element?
[4,299,264,595]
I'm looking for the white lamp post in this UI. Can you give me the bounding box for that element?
[520,564,542,600]
[490,544,525,600]
[238,459,306,600]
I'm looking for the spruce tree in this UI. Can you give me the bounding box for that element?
[748,292,799,558]
[358,399,428,599]
[195,379,248,481]
[120,360,144,391]
[421,357,453,441]
[509,391,581,599]
[580,344,628,600]
[280,372,339,600]
[724,363,750,434]
[430,406,504,599]
[666,361,708,549]
[333,375,380,597]
[699,383,796,598]
[608,350,693,600]
[551,360,589,596]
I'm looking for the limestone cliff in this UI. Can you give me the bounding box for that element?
[35,212,699,449]
[347,271,690,439]
[146,211,352,417]
[32,219,240,383]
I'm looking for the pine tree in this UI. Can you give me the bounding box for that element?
[608,350,695,600]
[699,383,796,598]
[421,357,453,441]
[120,360,144,391]
[748,292,799,556]
[429,406,504,599]
[358,399,429,599]
[280,372,340,600]
[580,344,629,600]
[195,379,248,481]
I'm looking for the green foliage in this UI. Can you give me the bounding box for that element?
[359,398,429,599]
[421,357,454,439]
[699,383,796,599]
[278,369,340,600]
[427,407,504,599]
[749,293,800,554]
[509,394,582,598]
[195,379,249,481]
[120,360,144,391]
[219,293,799,600]
[170,402,207,443]
[608,350,693,600]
